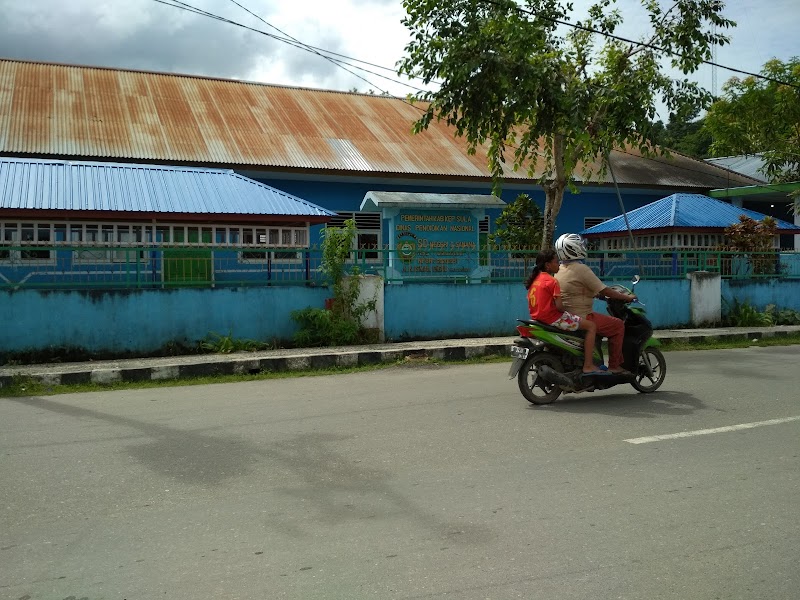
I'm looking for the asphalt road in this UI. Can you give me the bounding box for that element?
[1,346,798,600]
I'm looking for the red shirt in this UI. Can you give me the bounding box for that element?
[528,272,563,324]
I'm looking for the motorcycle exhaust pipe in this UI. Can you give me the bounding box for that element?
[537,365,574,388]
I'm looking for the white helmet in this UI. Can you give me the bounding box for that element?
[555,233,587,261]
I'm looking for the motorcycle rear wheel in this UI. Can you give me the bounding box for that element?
[631,347,666,393]
[518,352,564,404]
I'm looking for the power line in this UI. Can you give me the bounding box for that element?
[223,0,392,95]
[151,0,431,94]
[153,0,795,196]
[480,0,800,90]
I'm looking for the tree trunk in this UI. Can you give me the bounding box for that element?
[540,134,568,250]
[541,183,566,250]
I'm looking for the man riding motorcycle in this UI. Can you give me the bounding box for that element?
[553,233,636,375]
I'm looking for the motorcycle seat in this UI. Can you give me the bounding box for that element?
[517,319,587,338]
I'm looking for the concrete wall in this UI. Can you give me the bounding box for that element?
[383,277,690,341]
[384,282,526,340]
[722,279,800,312]
[1,278,797,356]
[601,278,692,329]
[689,272,722,326]
[0,287,328,356]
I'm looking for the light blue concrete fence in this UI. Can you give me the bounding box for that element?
[0,287,328,356]
[1,277,797,357]
[382,277,692,341]
[722,279,800,312]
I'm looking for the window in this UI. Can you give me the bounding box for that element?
[69,223,148,264]
[72,225,106,263]
[240,226,307,263]
[21,223,52,261]
[328,212,382,262]
[0,222,54,263]
[0,220,310,265]
[0,225,15,260]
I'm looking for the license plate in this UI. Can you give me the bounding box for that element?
[510,346,529,359]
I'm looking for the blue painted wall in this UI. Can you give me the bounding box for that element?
[0,287,328,355]
[384,282,527,340]
[591,278,691,329]
[255,176,669,245]
[3,278,793,356]
[382,277,691,341]
[722,279,800,312]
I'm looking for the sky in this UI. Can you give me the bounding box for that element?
[0,0,797,123]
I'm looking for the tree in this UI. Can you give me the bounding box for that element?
[398,0,734,248]
[704,57,800,184]
[494,191,543,243]
[647,111,713,159]
[721,215,778,275]
[291,219,378,346]
[494,193,543,268]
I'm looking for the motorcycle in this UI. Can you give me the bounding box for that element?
[508,276,667,404]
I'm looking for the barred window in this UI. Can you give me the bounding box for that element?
[327,211,382,262]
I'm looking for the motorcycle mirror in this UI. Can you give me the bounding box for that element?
[631,275,640,286]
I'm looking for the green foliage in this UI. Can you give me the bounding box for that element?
[764,304,800,326]
[292,219,379,346]
[646,112,713,158]
[721,215,779,275]
[290,307,362,347]
[200,331,268,353]
[494,193,544,251]
[722,299,774,327]
[318,218,378,323]
[723,215,777,253]
[704,57,800,184]
[399,0,734,247]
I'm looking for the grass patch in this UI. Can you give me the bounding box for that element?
[1,333,798,398]
[657,331,800,352]
[0,362,402,398]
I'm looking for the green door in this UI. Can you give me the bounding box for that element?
[163,228,213,287]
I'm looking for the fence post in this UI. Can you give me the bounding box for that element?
[688,270,721,326]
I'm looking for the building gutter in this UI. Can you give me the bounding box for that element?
[709,182,800,198]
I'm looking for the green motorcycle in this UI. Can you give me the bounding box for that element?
[508,276,667,404]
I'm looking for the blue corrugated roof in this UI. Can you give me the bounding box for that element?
[0,157,335,219]
[582,193,800,234]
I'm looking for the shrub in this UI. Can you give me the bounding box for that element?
[764,304,800,325]
[290,307,361,347]
[200,331,267,353]
[722,299,774,327]
[292,218,378,347]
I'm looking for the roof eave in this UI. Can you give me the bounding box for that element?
[0,209,331,224]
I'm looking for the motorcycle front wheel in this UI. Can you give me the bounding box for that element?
[517,352,564,404]
[631,347,666,393]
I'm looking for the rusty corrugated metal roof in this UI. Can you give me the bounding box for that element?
[0,58,762,188]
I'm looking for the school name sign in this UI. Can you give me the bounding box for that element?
[395,211,476,275]
[359,191,506,282]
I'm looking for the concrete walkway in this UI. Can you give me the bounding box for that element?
[2,326,799,387]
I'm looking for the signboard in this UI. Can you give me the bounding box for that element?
[394,210,477,276]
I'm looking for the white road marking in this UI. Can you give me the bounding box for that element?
[624,416,800,444]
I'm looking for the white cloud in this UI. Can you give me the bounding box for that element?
[0,0,796,105]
